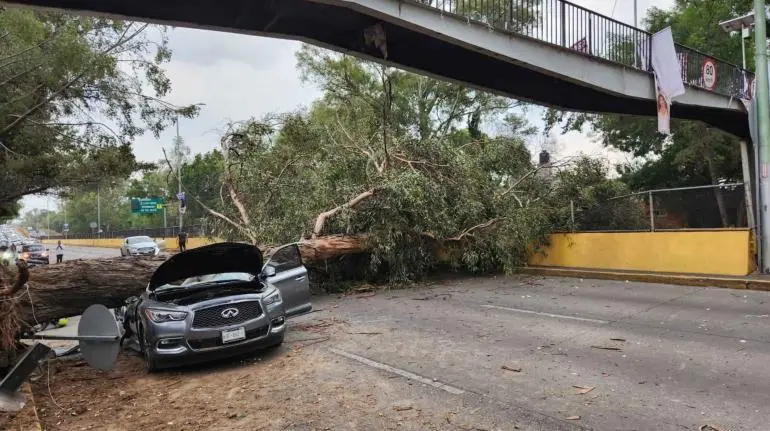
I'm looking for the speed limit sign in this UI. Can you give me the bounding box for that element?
[702,59,717,90]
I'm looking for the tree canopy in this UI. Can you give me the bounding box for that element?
[0,8,199,217]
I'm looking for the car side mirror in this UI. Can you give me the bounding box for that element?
[263,266,276,278]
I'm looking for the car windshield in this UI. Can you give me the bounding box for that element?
[23,244,42,252]
[127,236,153,245]
[155,272,255,290]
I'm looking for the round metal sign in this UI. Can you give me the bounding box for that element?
[89,222,97,229]
[77,304,120,371]
[702,59,717,90]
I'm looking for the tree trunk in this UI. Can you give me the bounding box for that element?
[10,235,371,326]
[19,257,166,324]
[706,157,730,228]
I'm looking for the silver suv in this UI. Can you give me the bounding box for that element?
[119,242,311,372]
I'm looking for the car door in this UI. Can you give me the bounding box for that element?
[263,243,312,317]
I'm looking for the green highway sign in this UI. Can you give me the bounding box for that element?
[130,197,164,214]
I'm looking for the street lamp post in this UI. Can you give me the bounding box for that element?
[720,12,762,269]
[753,0,770,273]
[176,116,183,233]
[96,184,101,238]
[158,101,205,236]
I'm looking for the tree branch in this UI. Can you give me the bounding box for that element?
[219,133,252,228]
[447,218,503,241]
[312,188,377,238]
[0,23,149,138]
[190,193,256,244]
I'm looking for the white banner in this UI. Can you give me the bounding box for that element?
[651,27,686,99]
[655,77,671,135]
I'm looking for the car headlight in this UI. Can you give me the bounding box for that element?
[144,309,188,323]
[263,289,282,306]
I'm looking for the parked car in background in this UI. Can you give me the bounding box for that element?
[120,236,160,257]
[19,243,49,266]
[118,242,312,372]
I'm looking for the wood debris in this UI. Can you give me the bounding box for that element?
[572,385,595,395]
[590,345,623,351]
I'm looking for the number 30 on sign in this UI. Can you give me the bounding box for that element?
[702,59,717,90]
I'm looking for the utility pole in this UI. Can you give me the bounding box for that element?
[755,0,770,272]
[97,184,101,239]
[176,116,184,232]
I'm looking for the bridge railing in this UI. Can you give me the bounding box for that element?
[414,0,752,99]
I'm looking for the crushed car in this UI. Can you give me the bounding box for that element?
[118,242,312,372]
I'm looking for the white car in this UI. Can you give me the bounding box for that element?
[120,236,160,257]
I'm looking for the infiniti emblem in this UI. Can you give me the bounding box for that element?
[221,307,239,318]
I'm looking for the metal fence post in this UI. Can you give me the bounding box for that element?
[560,0,566,47]
[648,191,655,231]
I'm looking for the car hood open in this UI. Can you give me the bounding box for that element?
[148,242,263,290]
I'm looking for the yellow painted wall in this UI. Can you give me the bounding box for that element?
[43,237,216,250]
[529,230,754,276]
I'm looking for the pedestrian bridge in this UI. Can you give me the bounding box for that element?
[2,0,753,138]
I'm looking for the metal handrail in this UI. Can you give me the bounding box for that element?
[411,0,753,99]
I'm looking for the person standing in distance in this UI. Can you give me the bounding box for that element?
[55,240,64,263]
[177,231,187,252]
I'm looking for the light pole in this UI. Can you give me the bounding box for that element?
[96,184,101,238]
[158,101,205,235]
[176,115,183,232]
[754,0,770,272]
[720,12,761,269]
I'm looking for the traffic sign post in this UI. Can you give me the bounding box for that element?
[130,198,164,214]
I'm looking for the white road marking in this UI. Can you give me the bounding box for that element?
[330,348,465,395]
[481,305,608,324]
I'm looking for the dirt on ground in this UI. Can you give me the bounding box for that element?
[19,315,485,431]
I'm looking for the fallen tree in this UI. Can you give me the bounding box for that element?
[2,235,370,329]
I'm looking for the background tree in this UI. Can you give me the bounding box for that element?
[0,8,200,217]
[544,0,751,227]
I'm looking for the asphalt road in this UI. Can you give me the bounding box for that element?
[309,276,770,430]
[37,246,770,429]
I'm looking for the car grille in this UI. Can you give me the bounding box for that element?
[191,301,262,328]
[187,325,269,350]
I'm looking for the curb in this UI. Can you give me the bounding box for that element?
[518,266,770,292]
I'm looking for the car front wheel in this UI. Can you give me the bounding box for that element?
[139,325,158,372]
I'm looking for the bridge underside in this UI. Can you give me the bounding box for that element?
[1,0,750,139]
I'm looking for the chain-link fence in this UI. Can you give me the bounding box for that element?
[571,183,749,232]
[48,224,206,240]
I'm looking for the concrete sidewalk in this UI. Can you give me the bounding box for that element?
[519,266,770,291]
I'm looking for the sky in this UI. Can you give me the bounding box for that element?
[21,0,675,213]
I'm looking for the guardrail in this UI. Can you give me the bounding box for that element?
[48,225,205,240]
[414,0,752,99]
